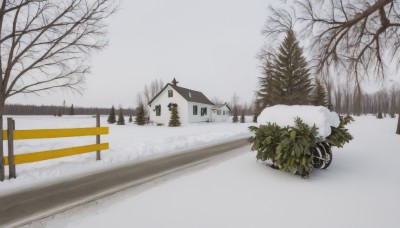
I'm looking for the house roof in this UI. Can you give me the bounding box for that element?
[148,83,215,106]
[212,104,231,111]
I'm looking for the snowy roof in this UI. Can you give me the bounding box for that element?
[148,83,214,106]
[212,104,231,111]
[257,105,340,138]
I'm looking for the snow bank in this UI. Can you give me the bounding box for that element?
[0,116,252,195]
[257,105,340,138]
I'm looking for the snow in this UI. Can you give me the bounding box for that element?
[47,115,399,228]
[257,105,340,138]
[0,115,252,195]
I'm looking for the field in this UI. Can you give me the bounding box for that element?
[0,115,251,195]
[52,115,399,228]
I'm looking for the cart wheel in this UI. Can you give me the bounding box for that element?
[311,146,326,169]
[320,142,332,169]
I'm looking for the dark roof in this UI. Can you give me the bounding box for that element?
[148,83,215,105]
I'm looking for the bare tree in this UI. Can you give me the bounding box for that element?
[0,0,117,180]
[298,0,397,80]
[296,0,400,133]
[143,78,164,104]
[210,96,223,105]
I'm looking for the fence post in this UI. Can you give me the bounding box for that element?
[0,115,4,182]
[8,118,16,179]
[96,113,101,161]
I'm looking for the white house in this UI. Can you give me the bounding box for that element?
[210,104,231,122]
[148,81,215,125]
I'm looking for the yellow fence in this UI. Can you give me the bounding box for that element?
[2,127,108,140]
[0,115,109,180]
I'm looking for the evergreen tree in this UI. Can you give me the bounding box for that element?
[253,115,258,123]
[169,104,181,127]
[57,108,62,117]
[311,79,328,107]
[117,107,125,125]
[107,106,116,124]
[129,115,133,123]
[259,30,313,106]
[377,111,383,119]
[232,106,239,123]
[135,103,146,125]
[255,59,275,113]
[240,111,245,123]
[69,104,75,115]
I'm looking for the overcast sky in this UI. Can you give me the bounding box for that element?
[7,0,398,109]
[8,0,285,108]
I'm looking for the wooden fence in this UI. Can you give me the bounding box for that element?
[0,114,109,181]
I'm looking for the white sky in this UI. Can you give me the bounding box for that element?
[8,0,399,109]
[8,0,284,108]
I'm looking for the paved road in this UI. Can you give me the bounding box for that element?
[0,137,249,227]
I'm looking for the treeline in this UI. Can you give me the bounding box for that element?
[4,104,135,116]
[330,84,400,116]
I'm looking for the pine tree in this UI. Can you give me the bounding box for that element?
[311,79,328,107]
[69,104,75,115]
[377,111,383,119]
[240,111,245,123]
[117,107,125,125]
[260,30,313,105]
[129,115,133,123]
[232,106,239,123]
[107,106,116,124]
[256,58,276,113]
[135,103,146,125]
[169,104,181,127]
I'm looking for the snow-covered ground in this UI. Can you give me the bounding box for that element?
[44,115,399,228]
[0,115,252,195]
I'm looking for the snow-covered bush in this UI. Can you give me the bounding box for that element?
[249,105,353,178]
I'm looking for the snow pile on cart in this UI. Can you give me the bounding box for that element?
[249,105,353,178]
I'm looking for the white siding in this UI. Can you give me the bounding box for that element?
[188,102,213,123]
[211,105,231,122]
[149,85,189,125]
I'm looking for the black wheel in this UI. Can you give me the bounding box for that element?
[320,142,332,169]
[311,146,326,169]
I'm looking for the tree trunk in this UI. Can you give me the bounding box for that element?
[396,113,400,135]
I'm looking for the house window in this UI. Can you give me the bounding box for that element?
[201,107,208,116]
[223,110,225,115]
[156,105,161,116]
[217,110,221,115]
[168,90,173,97]
[193,105,198,115]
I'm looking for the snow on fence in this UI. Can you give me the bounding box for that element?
[0,114,109,181]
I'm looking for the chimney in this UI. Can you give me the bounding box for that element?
[172,78,179,86]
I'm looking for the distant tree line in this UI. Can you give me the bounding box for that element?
[4,104,135,116]
[329,83,400,117]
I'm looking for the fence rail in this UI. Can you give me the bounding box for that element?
[0,114,109,181]
[2,127,108,140]
[3,143,109,165]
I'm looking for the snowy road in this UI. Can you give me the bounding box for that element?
[0,137,250,227]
